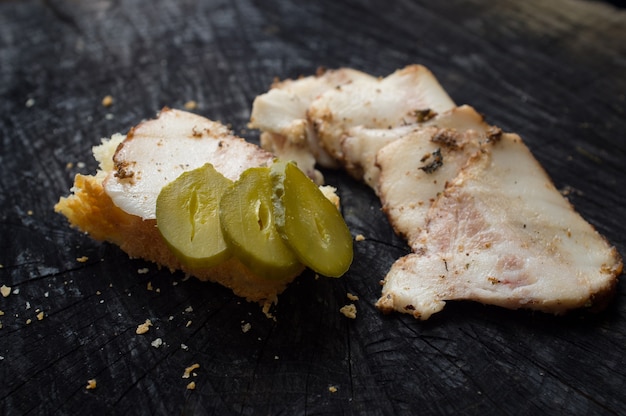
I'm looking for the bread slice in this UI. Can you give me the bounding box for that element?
[55,108,313,308]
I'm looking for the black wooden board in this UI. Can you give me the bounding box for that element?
[1,0,625,414]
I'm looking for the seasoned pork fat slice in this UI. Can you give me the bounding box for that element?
[249,68,374,183]
[342,105,488,190]
[376,126,496,248]
[308,65,456,163]
[104,108,274,219]
[376,133,623,319]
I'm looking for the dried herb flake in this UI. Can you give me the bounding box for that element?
[419,148,443,174]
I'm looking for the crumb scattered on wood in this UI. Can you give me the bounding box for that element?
[340,304,357,319]
[86,379,97,390]
[1,285,11,298]
[76,256,89,263]
[151,338,163,348]
[328,386,338,393]
[186,381,196,390]
[136,319,153,334]
[184,100,197,110]
[347,293,359,301]
[241,322,252,333]
[182,363,200,379]
[102,95,114,107]
[355,234,366,242]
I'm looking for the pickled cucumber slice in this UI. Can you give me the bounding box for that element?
[156,163,232,269]
[219,166,302,280]
[271,161,353,277]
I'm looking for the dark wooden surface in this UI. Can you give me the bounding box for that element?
[1,0,625,414]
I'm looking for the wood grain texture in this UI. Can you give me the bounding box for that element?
[1,0,625,414]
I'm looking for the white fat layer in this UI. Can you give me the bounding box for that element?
[250,68,374,182]
[344,104,487,190]
[379,133,620,319]
[103,109,273,219]
[308,65,456,161]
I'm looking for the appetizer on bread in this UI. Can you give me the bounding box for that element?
[56,108,352,310]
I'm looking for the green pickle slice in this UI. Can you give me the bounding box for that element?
[271,161,353,277]
[219,166,302,280]
[156,163,233,269]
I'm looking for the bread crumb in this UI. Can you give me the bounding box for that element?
[186,381,196,390]
[36,311,44,321]
[26,318,32,325]
[151,338,163,348]
[136,319,153,334]
[102,95,114,107]
[184,100,197,110]
[27,210,33,216]
[241,322,252,333]
[25,98,35,107]
[328,386,338,393]
[355,234,366,242]
[76,256,89,263]
[138,268,149,274]
[86,379,97,390]
[181,343,189,351]
[185,320,192,328]
[185,306,193,313]
[146,281,153,291]
[340,304,357,319]
[0,310,4,316]
[347,293,359,301]
[182,363,200,379]
[319,185,340,208]
[261,300,276,320]
[1,285,11,297]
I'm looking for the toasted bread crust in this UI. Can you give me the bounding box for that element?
[55,173,303,305]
